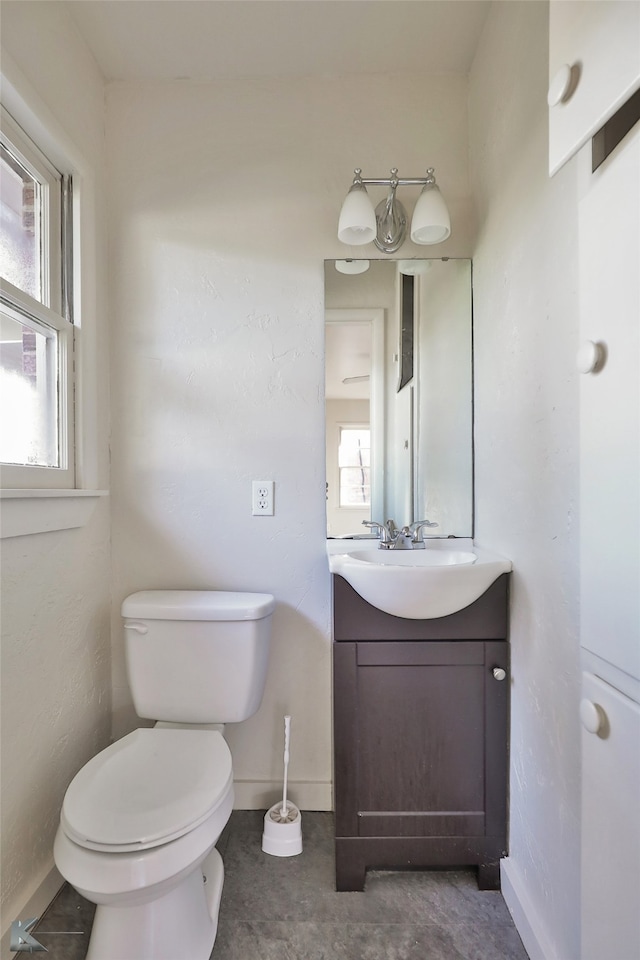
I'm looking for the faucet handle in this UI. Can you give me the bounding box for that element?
[363,520,391,541]
[363,519,396,546]
[410,519,438,531]
[362,520,384,536]
[410,519,439,545]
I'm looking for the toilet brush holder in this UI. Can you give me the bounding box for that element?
[263,715,302,856]
[262,801,303,857]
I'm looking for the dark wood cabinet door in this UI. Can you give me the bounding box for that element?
[333,638,508,890]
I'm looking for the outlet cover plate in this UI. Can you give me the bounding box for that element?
[252,480,274,516]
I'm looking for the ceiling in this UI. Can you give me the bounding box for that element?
[64,0,490,82]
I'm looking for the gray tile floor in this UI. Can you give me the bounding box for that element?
[35,812,529,960]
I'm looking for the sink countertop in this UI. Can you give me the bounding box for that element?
[326,538,512,620]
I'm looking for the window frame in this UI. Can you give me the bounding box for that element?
[1,105,75,489]
[338,422,371,510]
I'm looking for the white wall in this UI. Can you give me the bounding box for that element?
[0,1,111,944]
[106,73,473,809]
[470,4,581,958]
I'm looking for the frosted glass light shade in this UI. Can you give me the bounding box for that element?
[398,259,431,276]
[338,184,376,245]
[335,259,370,275]
[410,184,451,245]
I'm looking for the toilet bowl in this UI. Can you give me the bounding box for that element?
[54,729,233,960]
[53,590,275,960]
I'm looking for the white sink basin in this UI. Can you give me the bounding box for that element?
[343,549,477,567]
[328,542,512,619]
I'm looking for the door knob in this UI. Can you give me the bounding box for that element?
[548,63,577,106]
[492,667,506,681]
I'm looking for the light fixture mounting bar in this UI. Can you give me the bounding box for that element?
[351,167,436,188]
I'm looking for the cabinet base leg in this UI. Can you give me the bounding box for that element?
[335,839,504,893]
[335,842,366,892]
[477,861,501,890]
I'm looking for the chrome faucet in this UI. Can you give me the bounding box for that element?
[362,518,439,549]
[392,526,415,550]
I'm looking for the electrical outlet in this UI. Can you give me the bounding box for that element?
[252,480,274,516]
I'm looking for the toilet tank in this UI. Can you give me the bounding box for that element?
[121,590,275,724]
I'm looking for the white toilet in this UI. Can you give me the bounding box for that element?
[54,589,275,960]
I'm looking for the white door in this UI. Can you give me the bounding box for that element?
[581,672,640,960]
[549,0,640,175]
[579,127,640,683]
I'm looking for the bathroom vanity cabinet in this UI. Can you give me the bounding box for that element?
[332,574,509,892]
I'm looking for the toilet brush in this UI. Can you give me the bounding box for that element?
[261,715,303,856]
[275,715,293,821]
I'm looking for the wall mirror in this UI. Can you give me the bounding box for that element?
[325,258,473,539]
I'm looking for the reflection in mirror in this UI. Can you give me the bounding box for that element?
[325,259,472,540]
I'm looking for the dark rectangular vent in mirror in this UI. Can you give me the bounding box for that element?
[592,87,640,172]
[397,275,414,392]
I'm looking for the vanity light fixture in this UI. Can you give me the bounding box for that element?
[338,168,451,254]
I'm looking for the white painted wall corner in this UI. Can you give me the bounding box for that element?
[501,858,562,960]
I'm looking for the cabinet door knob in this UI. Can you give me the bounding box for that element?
[548,64,574,106]
[580,698,607,735]
[576,340,605,374]
[492,667,506,681]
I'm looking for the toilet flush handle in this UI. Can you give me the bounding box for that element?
[124,621,148,634]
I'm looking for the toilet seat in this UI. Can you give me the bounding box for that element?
[61,729,232,853]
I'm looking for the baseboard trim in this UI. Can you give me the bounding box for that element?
[233,779,332,811]
[500,858,558,960]
[1,861,63,960]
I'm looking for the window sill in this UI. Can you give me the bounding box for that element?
[0,489,109,539]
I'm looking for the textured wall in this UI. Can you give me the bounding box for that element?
[106,73,474,808]
[469,3,581,957]
[0,0,111,937]
[1,514,111,921]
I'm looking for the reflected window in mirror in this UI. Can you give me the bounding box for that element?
[338,426,371,507]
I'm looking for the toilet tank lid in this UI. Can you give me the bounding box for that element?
[121,590,275,621]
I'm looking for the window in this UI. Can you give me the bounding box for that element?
[338,426,370,507]
[0,107,74,488]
